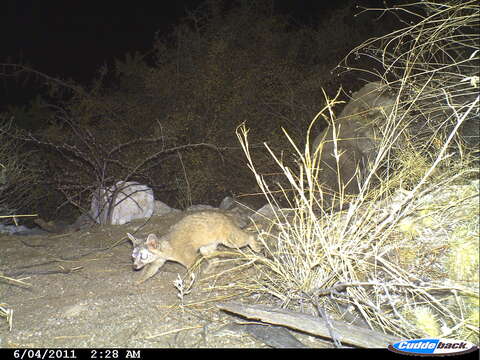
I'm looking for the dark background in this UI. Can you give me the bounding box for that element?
[0,0,408,219]
[1,0,388,107]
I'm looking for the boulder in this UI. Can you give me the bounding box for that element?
[311,82,395,198]
[90,181,154,225]
[154,200,180,216]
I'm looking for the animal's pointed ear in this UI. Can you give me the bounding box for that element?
[127,232,140,245]
[146,233,159,249]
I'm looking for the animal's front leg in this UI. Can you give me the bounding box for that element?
[199,243,221,273]
[135,259,166,284]
[199,243,218,257]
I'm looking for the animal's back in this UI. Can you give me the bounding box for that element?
[167,211,255,250]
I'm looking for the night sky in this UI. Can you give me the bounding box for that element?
[3,1,203,82]
[1,1,386,94]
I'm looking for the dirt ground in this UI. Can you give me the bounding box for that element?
[0,213,327,348]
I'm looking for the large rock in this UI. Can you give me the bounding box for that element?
[90,181,154,225]
[311,82,395,198]
[153,200,180,216]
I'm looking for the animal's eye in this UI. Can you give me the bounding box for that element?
[140,250,150,260]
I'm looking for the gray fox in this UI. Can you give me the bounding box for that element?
[127,211,260,283]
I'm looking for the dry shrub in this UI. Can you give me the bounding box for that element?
[0,117,41,221]
[0,3,331,215]
[2,1,401,216]
[342,0,479,168]
[139,0,396,207]
[232,0,479,343]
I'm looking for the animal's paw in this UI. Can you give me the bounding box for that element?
[202,259,220,274]
[250,240,261,253]
[134,276,147,285]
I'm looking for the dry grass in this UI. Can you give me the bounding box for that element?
[227,0,479,342]
[0,272,32,331]
[0,304,13,331]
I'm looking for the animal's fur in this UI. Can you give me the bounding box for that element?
[127,211,260,283]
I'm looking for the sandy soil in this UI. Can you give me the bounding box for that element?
[0,213,324,348]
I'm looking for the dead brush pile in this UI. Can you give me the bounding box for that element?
[0,119,40,221]
[231,0,479,343]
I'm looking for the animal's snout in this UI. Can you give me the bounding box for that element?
[133,261,144,270]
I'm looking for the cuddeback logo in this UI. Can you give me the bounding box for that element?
[388,338,478,356]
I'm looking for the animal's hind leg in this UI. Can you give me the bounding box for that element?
[248,235,261,252]
[199,243,221,273]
